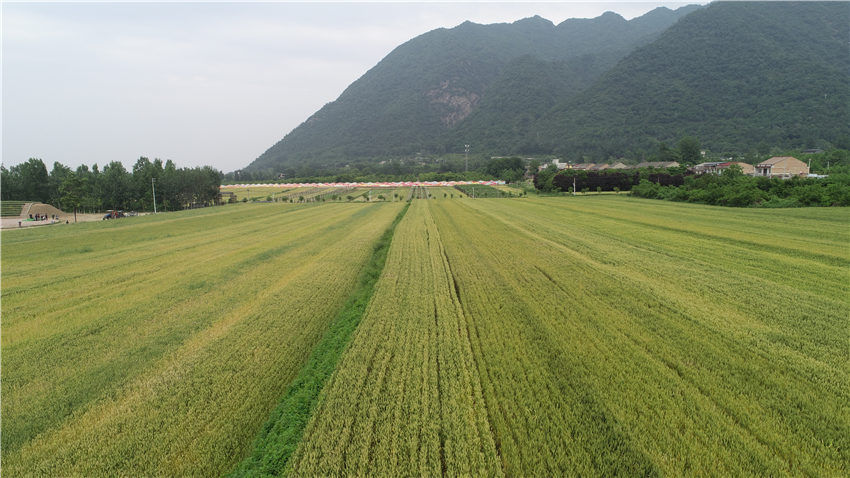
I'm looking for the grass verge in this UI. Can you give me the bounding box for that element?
[230,201,411,476]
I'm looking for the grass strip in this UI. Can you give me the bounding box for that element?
[230,201,411,477]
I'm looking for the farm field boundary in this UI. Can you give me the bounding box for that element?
[231,200,411,476]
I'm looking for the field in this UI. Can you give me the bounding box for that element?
[2,202,403,475]
[492,184,524,195]
[222,185,293,201]
[2,194,847,475]
[454,184,511,198]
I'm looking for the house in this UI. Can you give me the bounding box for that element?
[551,159,569,170]
[572,163,596,170]
[692,162,723,174]
[635,161,680,169]
[755,156,808,178]
[693,161,755,175]
[718,162,755,175]
[591,163,610,171]
[609,162,629,169]
[537,159,569,171]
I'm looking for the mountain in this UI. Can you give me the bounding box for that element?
[244,2,849,176]
[538,1,850,159]
[245,5,700,175]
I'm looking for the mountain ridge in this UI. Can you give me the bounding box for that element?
[244,2,848,176]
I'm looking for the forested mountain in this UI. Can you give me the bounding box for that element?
[538,1,850,160]
[244,2,849,176]
[246,5,700,175]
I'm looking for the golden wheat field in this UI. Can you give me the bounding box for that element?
[2,195,847,476]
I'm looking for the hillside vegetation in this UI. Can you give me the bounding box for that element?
[244,2,849,176]
[246,6,699,176]
[540,1,850,158]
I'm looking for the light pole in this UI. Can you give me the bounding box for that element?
[152,177,157,213]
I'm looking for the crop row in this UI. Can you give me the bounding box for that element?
[2,201,403,475]
[4,195,846,475]
[232,201,410,476]
[274,196,847,475]
[436,197,848,474]
[453,184,513,198]
[283,200,501,475]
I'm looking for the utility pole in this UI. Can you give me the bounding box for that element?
[464,144,470,172]
[152,177,157,213]
[573,176,576,196]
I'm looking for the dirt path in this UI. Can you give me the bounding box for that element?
[1,213,106,230]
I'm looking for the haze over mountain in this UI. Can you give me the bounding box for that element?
[245,2,849,176]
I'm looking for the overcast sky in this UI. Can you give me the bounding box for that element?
[3,1,702,173]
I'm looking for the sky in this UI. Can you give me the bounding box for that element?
[2,1,703,173]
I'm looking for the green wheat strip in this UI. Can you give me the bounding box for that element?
[231,201,411,477]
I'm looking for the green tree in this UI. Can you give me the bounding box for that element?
[101,161,131,210]
[678,136,701,164]
[17,158,50,202]
[1,165,22,200]
[534,164,558,192]
[48,161,73,206]
[59,173,86,222]
[132,157,156,210]
[657,142,679,163]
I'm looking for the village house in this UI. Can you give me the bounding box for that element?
[755,156,809,178]
[693,161,755,175]
[538,158,569,171]
[609,162,629,169]
[719,162,755,175]
[572,163,596,170]
[551,159,569,170]
[692,162,722,174]
[635,161,680,169]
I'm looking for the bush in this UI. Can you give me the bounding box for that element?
[631,180,661,198]
[759,196,801,208]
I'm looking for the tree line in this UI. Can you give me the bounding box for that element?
[228,155,528,184]
[1,157,222,213]
[631,167,850,207]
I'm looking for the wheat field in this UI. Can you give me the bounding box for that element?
[2,195,847,476]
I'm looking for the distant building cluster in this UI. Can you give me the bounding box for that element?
[539,159,680,171]
[693,156,809,178]
[538,156,811,179]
